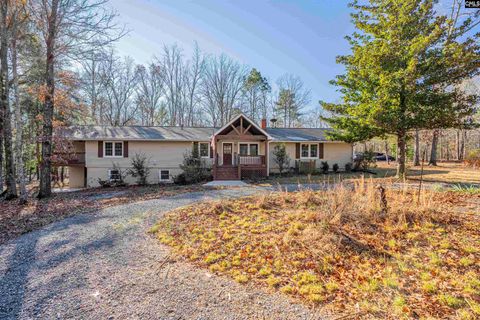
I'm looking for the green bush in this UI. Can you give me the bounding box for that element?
[332,163,339,173]
[127,153,151,185]
[321,161,329,174]
[345,162,353,172]
[178,143,212,184]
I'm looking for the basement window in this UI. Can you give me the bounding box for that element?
[159,170,170,182]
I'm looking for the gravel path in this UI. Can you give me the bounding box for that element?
[0,187,326,320]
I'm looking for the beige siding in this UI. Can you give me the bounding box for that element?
[84,140,212,187]
[69,167,85,188]
[269,142,352,173]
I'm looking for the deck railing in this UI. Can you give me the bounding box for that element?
[237,155,265,166]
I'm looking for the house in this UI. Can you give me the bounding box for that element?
[58,114,353,187]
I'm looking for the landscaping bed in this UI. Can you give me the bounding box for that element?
[0,184,206,244]
[152,181,480,319]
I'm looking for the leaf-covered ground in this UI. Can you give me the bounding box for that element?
[0,184,206,244]
[153,182,480,319]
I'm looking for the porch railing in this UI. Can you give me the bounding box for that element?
[236,155,265,166]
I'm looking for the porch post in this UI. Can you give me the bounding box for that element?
[265,139,269,177]
[212,138,217,180]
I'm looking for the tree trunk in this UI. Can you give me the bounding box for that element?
[429,130,439,166]
[38,0,58,198]
[396,131,407,179]
[0,1,17,199]
[12,33,27,203]
[384,140,390,165]
[413,129,420,166]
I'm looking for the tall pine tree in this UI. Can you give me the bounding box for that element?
[321,0,479,178]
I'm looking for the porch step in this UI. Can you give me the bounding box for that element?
[215,166,239,180]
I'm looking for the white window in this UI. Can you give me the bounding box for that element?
[301,143,318,159]
[159,169,170,182]
[238,143,259,156]
[199,142,210,158]
[104,141,123,157]
[109,169,121,182]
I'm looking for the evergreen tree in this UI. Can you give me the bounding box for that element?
[321,0,479,178]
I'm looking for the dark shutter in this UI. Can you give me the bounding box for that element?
[319,143,324,159]
[295,143,300,159]
[98,141,103,158]
[193,141,198,155]
[124,141,129,158]
[210,145,213,158]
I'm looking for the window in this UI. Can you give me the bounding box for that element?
[199,142,210,158]
[239,144,248,156]
[301,143,318,159]
[310,144,318,158]
[238,143,259,156]
[301,144,309,158]
[109,169,121,182]
[104,141,123,157]
[249,144,258,156]
[159,170,170,181]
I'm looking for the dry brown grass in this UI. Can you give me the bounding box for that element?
[153,180,480,319]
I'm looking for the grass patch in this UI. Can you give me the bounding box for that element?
[152,179,480,318]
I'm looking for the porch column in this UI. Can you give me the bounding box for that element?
[265,139,269,177]
[212,138,217,180]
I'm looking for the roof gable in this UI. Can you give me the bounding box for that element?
[214,114,271,138]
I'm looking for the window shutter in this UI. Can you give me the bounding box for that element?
[98,141,103,158]
[193,141,198,155]
[319,143,324,159]
[210,145,213,158]
[295,143,300,159]
[124,141,129,158]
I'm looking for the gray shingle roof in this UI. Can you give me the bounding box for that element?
[265,128,333,141]
[59,126,216,141]
[59,126,333,142]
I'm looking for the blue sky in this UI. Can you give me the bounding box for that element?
[110,0,355,111]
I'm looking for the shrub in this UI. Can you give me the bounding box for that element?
[178,143,211,184]
[98,162,127,187]
[273,143,291,175]
[353,150,377,171]
[321,161,329,174]
[127,153,151,185]
[345,162,352,172]
[332,163,339,173]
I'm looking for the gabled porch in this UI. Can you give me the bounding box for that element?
[212,114,270,180]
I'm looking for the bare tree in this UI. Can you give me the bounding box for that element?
[183,42,205,126]
[136,62,165,126]
[30,0,125,198]
[80,50,109,123]
[202,53,247,126]
[101,52,139,126]
[275,73,311,128]
[0,0,17,199]
[158,44,185,125]
[11,1,28,203]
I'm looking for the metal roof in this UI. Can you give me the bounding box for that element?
[265,128,333,141]
[59,125,333,142]
[59,125,216,141]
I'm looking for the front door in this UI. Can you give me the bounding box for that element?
[223,143,233,165]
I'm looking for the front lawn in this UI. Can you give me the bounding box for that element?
[152,181,480,319]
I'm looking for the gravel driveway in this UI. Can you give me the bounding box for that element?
[0,187,325,320]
